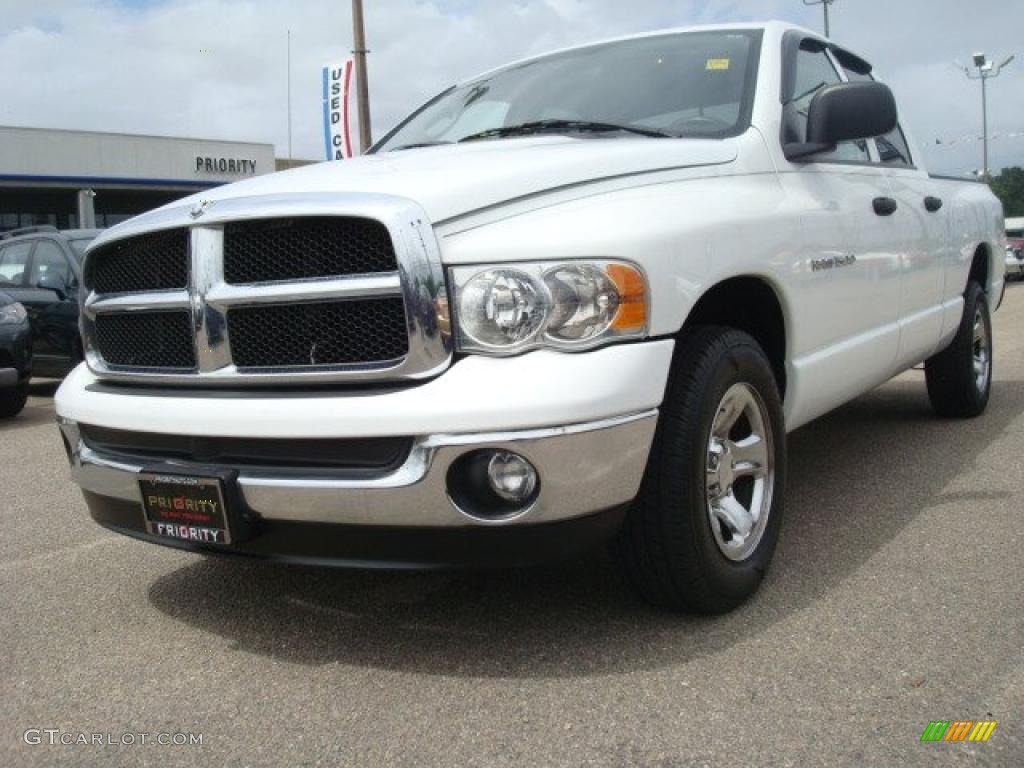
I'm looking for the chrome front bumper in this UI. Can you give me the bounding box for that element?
[60,410,657,529]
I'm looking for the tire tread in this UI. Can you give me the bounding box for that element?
[925,282,991,418]
[0,383,28,419]
[614,326,784,613]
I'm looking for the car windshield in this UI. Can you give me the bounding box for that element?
[374,30,761,152]
[67,238,94,261]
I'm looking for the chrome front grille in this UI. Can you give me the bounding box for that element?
[87,228,190,293]
[223,216,397,283]
[81,195,452,386]
[94,311,196,369]
[227,298,409,368]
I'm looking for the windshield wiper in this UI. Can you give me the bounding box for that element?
[388,141,453,152]
[458,119,673,143]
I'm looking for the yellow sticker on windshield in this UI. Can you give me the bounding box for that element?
[706,58,731,71]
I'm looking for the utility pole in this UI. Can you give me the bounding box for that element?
[802,0,836,38]
[958,52,1015,180]
[351,0,372,153]
[287,29,293,164]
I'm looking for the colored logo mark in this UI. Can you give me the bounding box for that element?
[920,720,997,742]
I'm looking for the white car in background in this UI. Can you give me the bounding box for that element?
[1005,217,1024,279]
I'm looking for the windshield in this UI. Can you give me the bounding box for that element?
[68,238,94,261]
[374,30,762,152]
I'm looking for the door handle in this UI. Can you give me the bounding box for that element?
[924,196,943,212]
[873,197,898,216]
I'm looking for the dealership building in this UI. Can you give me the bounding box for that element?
[0,125,283,232]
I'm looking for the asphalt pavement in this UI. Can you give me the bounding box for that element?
[2,284,1022,767]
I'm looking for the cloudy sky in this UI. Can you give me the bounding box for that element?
[1,0,1021,175]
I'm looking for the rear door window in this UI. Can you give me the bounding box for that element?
[29,240,75,286]
[874,128,913,167]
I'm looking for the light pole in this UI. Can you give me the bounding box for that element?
[802,0,836,38]
[959,52,1015,180]
[286,29,292,164]
[351,0,372,153]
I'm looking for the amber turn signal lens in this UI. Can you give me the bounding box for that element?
[435,296,451,337]
[605,264,647,331]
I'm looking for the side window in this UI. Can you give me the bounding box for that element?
[0,241,33,286]
[29,240,74,286]
[786,46,870,163]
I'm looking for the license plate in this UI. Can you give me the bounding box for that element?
[138,473,232,545]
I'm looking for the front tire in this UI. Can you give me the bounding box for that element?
[925,281,992,418]
[0,383,28,418]
[614,327,786,614]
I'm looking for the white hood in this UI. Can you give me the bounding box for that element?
[185,136,733,221]
[97,136,738,246]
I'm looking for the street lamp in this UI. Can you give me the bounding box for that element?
[802,0,837,38]
[959,52,1015,180]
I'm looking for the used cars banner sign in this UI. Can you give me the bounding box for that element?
[322,59,354,160]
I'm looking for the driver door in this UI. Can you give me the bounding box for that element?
[21,238,80,371]
[777,41,903,425]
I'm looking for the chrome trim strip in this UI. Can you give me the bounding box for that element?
[205,273,402,306]
[62,410,657,527]
[80,193,453,385]
[84,290,191,314]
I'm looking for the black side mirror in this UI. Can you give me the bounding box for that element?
[785,81,898,160]
[37,273,68,300]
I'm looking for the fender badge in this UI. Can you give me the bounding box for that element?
[189,200,211,219]
[811,253,857,272]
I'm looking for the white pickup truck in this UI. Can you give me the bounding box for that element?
[57,22,1005,613]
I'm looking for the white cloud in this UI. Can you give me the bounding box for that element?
[0,0,1021,174]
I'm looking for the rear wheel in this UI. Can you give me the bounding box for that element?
[0,383,28,418]
[613,327,786,614]
[925,282,992,418]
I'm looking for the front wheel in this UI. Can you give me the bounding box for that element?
[0,384,28,418]
[613,327,786,614]
[925,281,992,418]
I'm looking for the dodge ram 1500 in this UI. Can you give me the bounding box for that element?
[56,22,1005,612]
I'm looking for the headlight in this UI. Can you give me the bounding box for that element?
[0,302,27,326]
[450,260,648,354]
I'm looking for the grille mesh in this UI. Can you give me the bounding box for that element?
[228,299,408,368]
[95,312,196,369]
[223,217,398,284]
[88,229,189,293]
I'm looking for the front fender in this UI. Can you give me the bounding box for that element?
[438,172,799,340]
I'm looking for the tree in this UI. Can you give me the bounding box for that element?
[990,167,1024,217]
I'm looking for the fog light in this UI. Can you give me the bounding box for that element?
[446,449,542,521]
[486,451,538,502]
